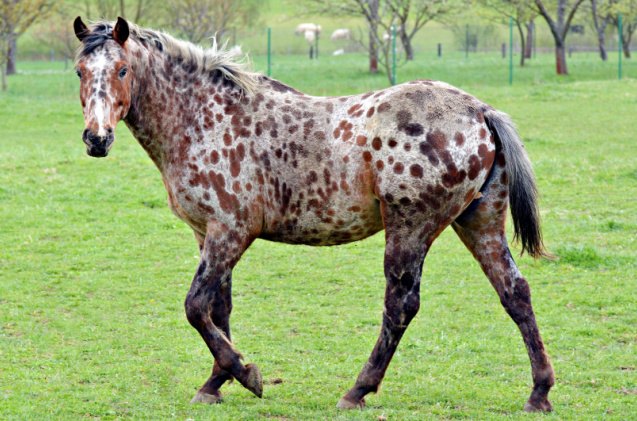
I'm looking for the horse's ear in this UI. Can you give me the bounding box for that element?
[74,16,89,42]
[113,17,129,46]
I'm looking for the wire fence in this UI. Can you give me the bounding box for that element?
[15,21,635,85]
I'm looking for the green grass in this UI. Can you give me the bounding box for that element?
[1,51,636,420]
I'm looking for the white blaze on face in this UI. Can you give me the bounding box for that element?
[86,49,115,136]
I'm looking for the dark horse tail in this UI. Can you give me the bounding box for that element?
[484,109,549,259]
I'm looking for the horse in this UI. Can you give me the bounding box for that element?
[73,16,555,412]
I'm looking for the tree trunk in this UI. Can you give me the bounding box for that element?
[400,28,413,61]
[1,64,6,91]
[591,0,608,61]
[516,21,526,67]
[535,0,586,75]
[555,44,568,74]
[622,41,631,58]
[598,32,607,61]
[368,0,379,73]
[6,34,17,75]
[525,20,534,59]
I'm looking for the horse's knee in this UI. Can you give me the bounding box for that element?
[185,293,206,328]
[385,267,421,327]
[402,292,420,323]
[385,286,420,328]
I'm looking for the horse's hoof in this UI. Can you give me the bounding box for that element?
[524,399,553,412]
[336,397,365,409]
[190,390,222,404]
[243,363,263,398]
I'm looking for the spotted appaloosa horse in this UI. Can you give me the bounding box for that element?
[73,16,555,412]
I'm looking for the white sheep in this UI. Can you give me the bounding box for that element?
[295,23,321,36]
[330,28,351,41]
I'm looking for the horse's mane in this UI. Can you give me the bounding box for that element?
[75,20,258,94]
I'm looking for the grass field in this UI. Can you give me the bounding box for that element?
[1,49,636,420]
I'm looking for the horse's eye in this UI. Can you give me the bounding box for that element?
[118,67,128,78]
[76,69,82,79]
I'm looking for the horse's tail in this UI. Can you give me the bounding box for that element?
[484,109,550,259]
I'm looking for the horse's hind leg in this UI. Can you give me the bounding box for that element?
[186,222,262,404]
[452,169,554,412]
[338,210,431,409]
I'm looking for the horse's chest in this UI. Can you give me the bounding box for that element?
[162,177,209,232]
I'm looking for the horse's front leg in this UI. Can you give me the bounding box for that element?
[186,222,261,404]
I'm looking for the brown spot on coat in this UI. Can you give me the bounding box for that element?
[378,102,391,113]
[467,155,481,180]
[410,164,423,178]
[455,132,465,146]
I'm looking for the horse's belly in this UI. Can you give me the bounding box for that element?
[260,195,383,246]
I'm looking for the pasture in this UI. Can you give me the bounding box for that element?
[1,51,636,420]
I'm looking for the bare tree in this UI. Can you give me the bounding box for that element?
[80,0,155,24]
[525,18,535,59]
[478,0,537,66]
[298,0,382,73]
[388,0,460,61]
[165,0,263,44]
[609,0,637,58]
[31,1,77,68]
[533,0,586,75]
[301,0,459,72]
[367,0,380,73]
[1,0,53,77]
[0,3,8,89]
[590,0,611,61]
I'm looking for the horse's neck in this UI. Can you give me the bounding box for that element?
[124,43,212,171]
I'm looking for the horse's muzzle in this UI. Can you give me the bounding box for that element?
[83,128,114,158]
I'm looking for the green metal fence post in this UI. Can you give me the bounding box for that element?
[618,14,623,80]
[267,27,272,77]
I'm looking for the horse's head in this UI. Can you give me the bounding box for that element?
[74,16,132,158]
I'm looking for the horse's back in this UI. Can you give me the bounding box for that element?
[257,80,497,245]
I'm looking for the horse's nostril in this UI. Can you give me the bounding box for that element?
[106,127,113,135]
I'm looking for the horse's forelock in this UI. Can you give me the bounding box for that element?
[75,22,115,61]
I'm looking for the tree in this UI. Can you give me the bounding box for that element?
[299,0,384,74]
[388,0,459,61]
[31,1,78,69]
[165,0,263,44]
[82,0,155,24]
[609,0,637,58]
[366,0,380,73]
[478,0,537,66]
[1,0,53,77]
[590,0,612,60]
[0,3,8,90]
[533,0,586,75]
[301,0,459,72]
